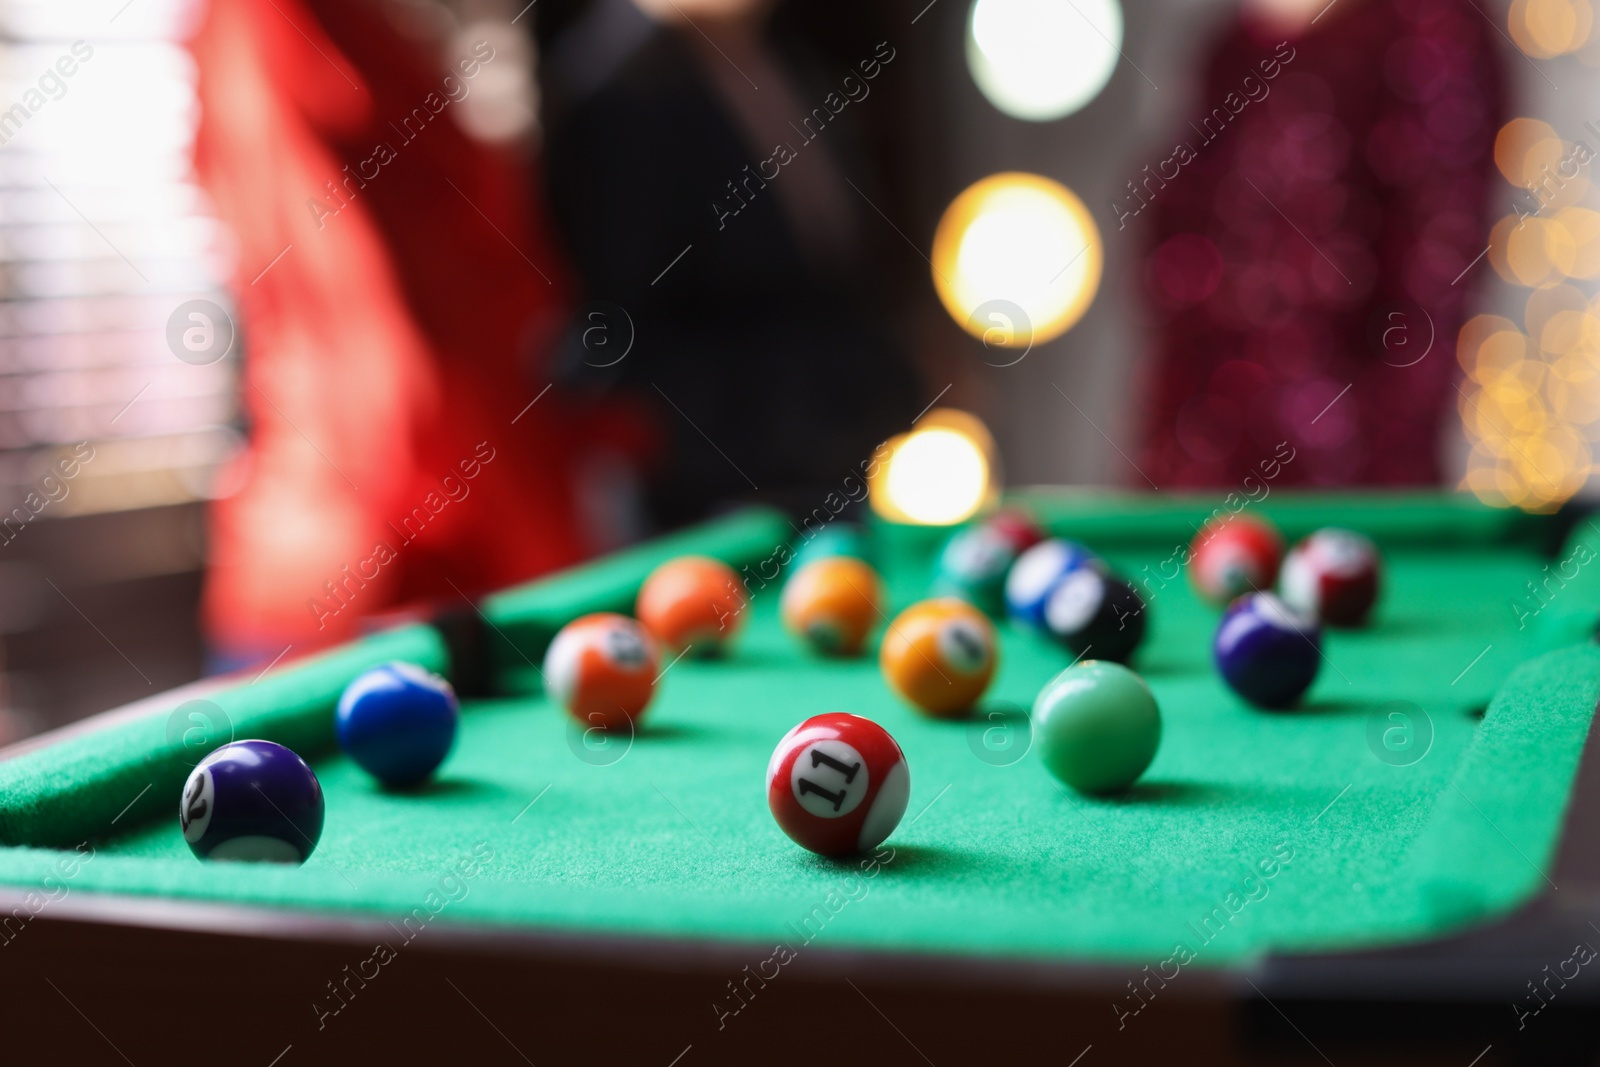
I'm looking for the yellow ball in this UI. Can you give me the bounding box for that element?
[781,557,883,656]
[879,598,998,717]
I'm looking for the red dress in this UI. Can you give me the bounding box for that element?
[1135,0,1505,487]
[191,0,584,662]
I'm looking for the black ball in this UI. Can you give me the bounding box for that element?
[1042,569,1147,663]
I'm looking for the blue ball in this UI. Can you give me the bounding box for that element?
[336,662,459,787]
[1213,593,1321,708]
[181,740,324,863]
[1004,538,1100,630]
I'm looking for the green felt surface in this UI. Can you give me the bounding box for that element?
[0,495,1596,968]
[482,508,794,691]
[0,624,449,850]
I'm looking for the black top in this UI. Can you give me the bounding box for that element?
[540,0,921,528]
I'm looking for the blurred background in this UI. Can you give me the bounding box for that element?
[0,0,1594,741]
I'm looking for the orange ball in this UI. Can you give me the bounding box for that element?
[636,556,747,656]
[781,557,883,656]
[879,598,998,718]
[543,613,661,731]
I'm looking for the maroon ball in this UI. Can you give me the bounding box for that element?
[985,509,1045,555]
[1279,528,1381,627]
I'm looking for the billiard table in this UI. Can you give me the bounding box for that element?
[4,492,1600,1065]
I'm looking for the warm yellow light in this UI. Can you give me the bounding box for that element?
[1526,284,1589,341]
[1458,314,1521,372]
[1554,207,1600,277]
[1517,426,1585,479]
[1552,348,1600,381]
[1544,309,1600,427]
[967,0,1122,121]
[1488,217,1519,285]
[1540,308,1600,359]
[1462,463,1505,506]
[1495,118,1563,186]
[1497,215,1576,287]
[1498,466,1535,508]
[1510,0,1593,57]
[1468,327,1534,382]
[1488,369,1551,432]
[1549,361,1600,422]
[869,410,996,525]
[932,172,1102,348]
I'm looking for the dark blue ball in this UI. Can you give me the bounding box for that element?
[181,740,324,863]
[1213,593,1321,708]
[336,662,459,787]
[1004,538,1100,630]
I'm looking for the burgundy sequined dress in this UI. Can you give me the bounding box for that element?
[1133,0,1506,487]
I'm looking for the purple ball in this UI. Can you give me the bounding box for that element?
[181,740,324,863]
[1213,592,1321,709]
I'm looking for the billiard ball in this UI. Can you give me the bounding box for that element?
[543,613,660,731]
[985,508,1045,555]
[180,740,324,863]
[1189,514,1284,605]
[1213,592,1321,708]
[933,524,1017,616]
[1280,528,1381,627]
[781,556,883,656]
[766,712,909,856]
[1043,569,1147,663]
[637,555,747,655]
[1033,660,1161,794]
[1004,538,1101,630]
[791,522,874,570]
[880,598,998,717]
[335,662,459,788]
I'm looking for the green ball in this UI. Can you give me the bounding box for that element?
[932,525,1016,617]
[793,522,873,569]
[1033,660,1161,794]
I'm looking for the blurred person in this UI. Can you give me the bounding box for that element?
[1132,0,1505,486]
[191,0,584,668]
[539,0,924,530]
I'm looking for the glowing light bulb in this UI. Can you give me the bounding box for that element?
[869,410,998,526]
[932,173,1101,348]
[967,0,1122,121]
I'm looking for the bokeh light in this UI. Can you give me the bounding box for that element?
[870,410,997,525]
[1552,207,1600,277]
[1494,118,1563,188]
[966,0,1123,121]
[1525,284,1589,340]
[1459,306,1594,510]
[1493,118,1589,219]
[1491,214,1576,288]
[1509,0,1593,58]
[1469,111,1600,509]
[932,172,1102,347]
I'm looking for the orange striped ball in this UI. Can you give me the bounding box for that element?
[543,613,660,731]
